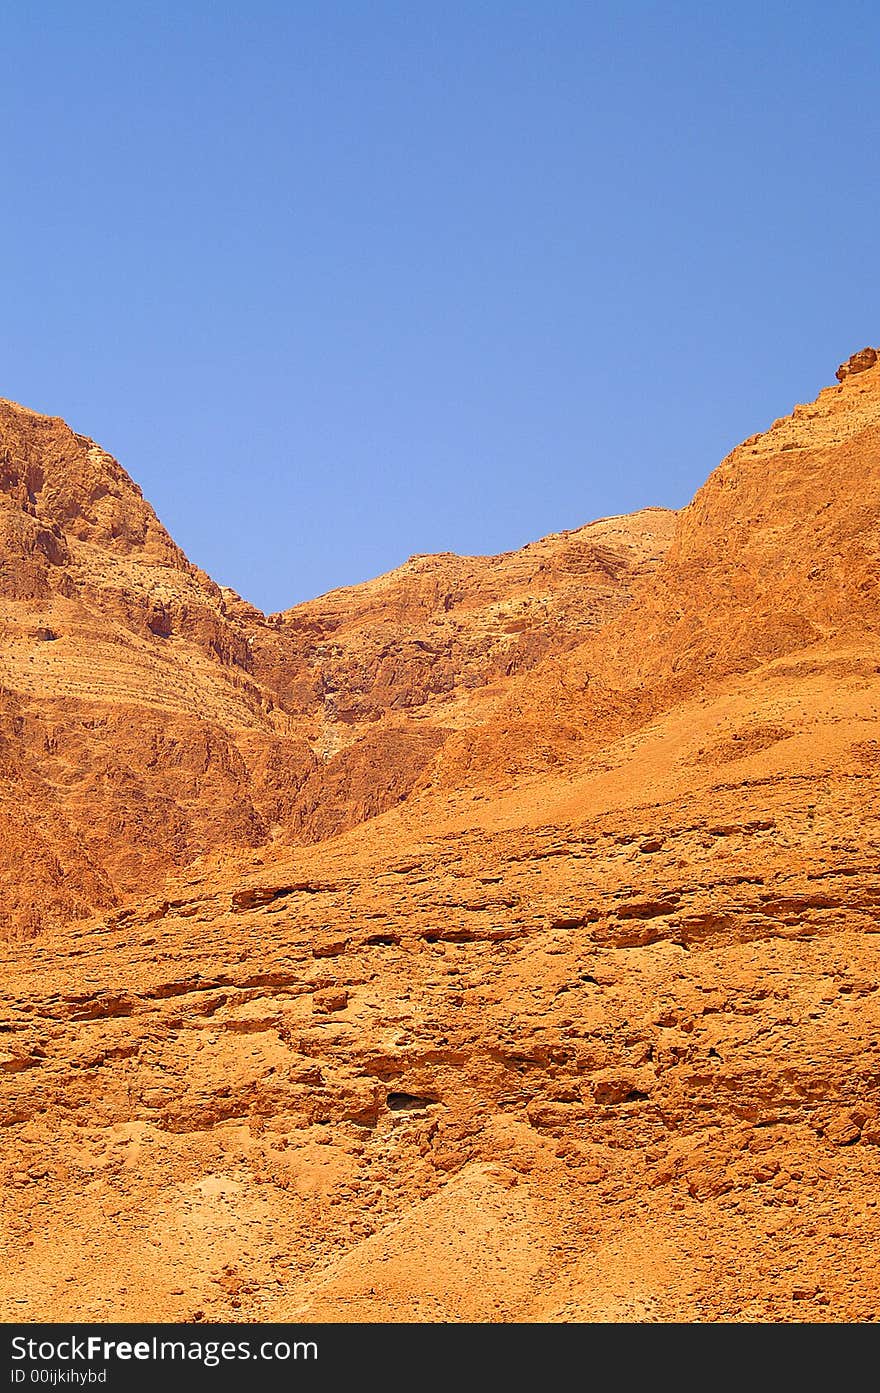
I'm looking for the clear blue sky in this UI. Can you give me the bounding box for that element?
[1,2,877,611]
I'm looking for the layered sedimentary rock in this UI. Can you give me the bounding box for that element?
[1,350,879,1322]
[0,397,672,937]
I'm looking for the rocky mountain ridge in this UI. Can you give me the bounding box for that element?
[0,394,673,937]
[1,348,879,1322]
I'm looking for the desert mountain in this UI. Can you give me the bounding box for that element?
[0,395,672,937]
[1,350,879,1322]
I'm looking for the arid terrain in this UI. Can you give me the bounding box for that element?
[2,348,879,1322]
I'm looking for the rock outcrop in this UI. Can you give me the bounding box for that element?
[836,346,878,381]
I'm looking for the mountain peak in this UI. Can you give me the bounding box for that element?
[0,397,180,563]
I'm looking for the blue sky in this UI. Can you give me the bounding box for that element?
[1,2,877,611]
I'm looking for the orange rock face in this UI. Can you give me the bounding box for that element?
[1,355,879,1322]
[836,346,878,381]
[0,396,673,938]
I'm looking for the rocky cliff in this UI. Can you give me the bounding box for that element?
[0,396,672,937]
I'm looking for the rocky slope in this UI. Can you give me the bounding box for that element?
[420,344,880,796]
[0,397,671,937]
[1,350,879,1322]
